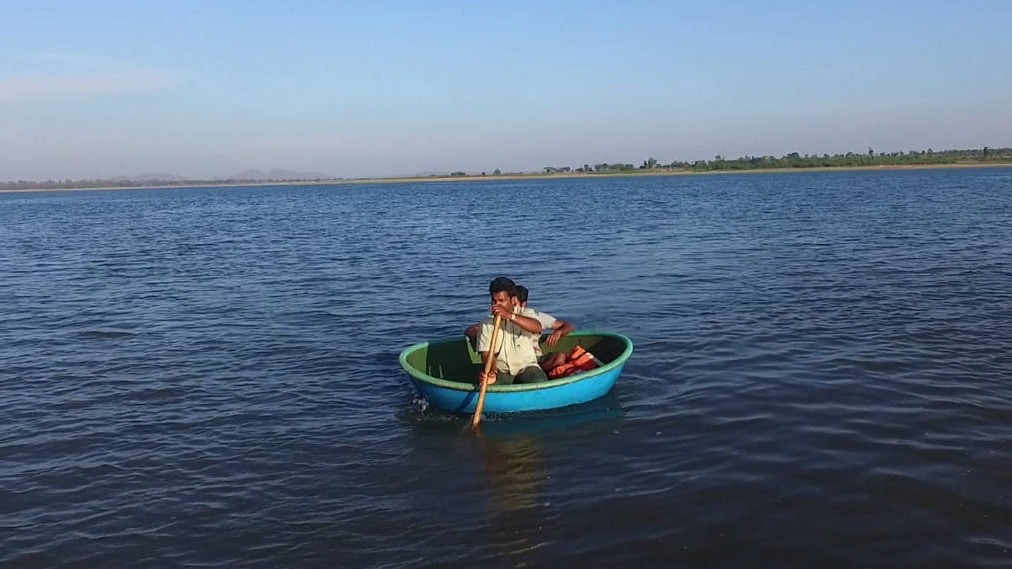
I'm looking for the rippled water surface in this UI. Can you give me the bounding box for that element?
[2,169,1011,568]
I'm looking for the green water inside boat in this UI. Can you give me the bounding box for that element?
[403,333,630,385]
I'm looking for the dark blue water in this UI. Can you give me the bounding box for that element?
[2,169,1011,568]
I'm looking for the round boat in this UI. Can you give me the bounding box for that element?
[399,331,633,414]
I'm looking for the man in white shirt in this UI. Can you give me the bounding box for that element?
[513,285,574,371]
[466,283,576,373]
[476,277,548,385]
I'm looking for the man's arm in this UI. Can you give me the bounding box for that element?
[478,350,496,385]
[511,313,544,335]
[491,305,542,335]
[546,318,574,347]
[529,309,573,348]
[465,323,480,350]
[476,320,497,384]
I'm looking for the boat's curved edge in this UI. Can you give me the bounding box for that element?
[398,330,634,393]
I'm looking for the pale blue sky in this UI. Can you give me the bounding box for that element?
[2,0,1011,180]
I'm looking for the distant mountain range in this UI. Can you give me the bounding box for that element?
[101,168,334,183]
[110,172,187,182]
[222,168,332,181]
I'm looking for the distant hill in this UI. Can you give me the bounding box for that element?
[223,168,332,181]
[111,172,187,182]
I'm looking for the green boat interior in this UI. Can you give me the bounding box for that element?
[404,333,628,384]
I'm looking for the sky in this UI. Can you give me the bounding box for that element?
[2,0,1011,181]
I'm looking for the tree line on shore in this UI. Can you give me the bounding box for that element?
[3,147,1010,190]
[542,147,1012,174]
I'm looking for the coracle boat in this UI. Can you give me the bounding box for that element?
[399,331,633,414]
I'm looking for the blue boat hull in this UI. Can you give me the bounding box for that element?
[399,331,633,414]
[410,363,626,413]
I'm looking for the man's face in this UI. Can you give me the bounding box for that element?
[490,290,514,311]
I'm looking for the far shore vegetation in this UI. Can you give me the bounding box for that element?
[3,147,1011,192]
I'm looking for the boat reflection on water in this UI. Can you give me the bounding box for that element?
[476,432,552,563]
[474,391,625,441]
[403,393,624,561]
[476,432,543,513]
[470,394,626,562]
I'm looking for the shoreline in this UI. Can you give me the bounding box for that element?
[3,161,1011,194]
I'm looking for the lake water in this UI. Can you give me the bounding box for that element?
[2,168,1011,568]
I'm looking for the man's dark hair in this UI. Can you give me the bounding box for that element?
[488,276,516,296]
[515,285,529,303]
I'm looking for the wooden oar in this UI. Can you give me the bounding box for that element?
[471,314,503,432]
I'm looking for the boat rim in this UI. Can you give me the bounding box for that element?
[398,330,634,393]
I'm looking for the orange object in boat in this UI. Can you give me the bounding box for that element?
[547,345,600,378]
[569,345,597,372]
